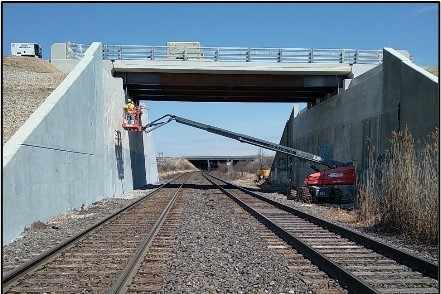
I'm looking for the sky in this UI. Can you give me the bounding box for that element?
[2,2,439,157]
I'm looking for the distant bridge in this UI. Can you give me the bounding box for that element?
[158,155,259,171]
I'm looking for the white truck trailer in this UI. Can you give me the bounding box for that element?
[11,43,42,58]
[166,41,202,60]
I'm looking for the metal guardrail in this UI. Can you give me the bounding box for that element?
[67,42,383,64]
[66,42,90,59]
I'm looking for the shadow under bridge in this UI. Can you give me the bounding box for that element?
[112,61,353,103]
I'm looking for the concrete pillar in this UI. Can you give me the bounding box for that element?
[51,43,68,59]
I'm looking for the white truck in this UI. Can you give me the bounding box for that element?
[11,43,42,58]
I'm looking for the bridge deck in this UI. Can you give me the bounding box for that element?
[112,60,352,75]
[113,61,355,103]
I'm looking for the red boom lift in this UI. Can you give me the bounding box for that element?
[127,114,355,202]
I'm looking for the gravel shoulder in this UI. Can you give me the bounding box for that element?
[2,56,67,145]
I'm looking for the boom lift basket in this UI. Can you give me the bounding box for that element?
[122,106,143,132]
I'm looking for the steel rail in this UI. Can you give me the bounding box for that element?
[109,179,187,293]
[2,174,186,289]
[203,173,380,294]
[210,175,438,280]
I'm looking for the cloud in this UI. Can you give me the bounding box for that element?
[412,4,438,16]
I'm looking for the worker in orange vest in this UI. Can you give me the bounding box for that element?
[124,99,136,124]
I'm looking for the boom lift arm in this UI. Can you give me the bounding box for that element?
[143,114,355,202]
[143,114,350,170]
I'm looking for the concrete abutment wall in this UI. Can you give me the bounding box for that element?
[3,42,158,244]
[271,48,439,191]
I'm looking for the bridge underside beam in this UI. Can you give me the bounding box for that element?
[116,72,343,103]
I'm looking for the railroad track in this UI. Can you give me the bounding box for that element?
[2,174,190,293]
[111,172,322,293]
[3,172,438,293]
[204,173,439,294]
[110,178,186,293]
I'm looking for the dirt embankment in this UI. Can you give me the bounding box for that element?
[424,67,438,76]
[2,56,67,145]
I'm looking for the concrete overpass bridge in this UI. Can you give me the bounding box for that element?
[109,45,382,103]
[61,43,385,104]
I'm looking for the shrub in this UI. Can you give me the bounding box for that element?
[211,156,274,180]
[157,158,198,174]
[357,127,439,244]
[356,139,380,225]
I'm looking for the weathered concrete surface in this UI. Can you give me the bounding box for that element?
[101,60,158,195]
[383,48,439,141]
[3,43,158,244]
[271,48,438,192]
[113,60,353,75]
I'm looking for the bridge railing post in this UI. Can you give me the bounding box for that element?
[377,50,383,63]
[215,48,219,61]
[96,43,383,65]
[103,45,107,59]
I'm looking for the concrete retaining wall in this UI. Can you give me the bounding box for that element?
[271,48,438,191]
[2,42,158,244]
[101,62,158,195]
[383,48,439,141]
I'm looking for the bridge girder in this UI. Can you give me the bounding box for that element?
[115,72,344,103]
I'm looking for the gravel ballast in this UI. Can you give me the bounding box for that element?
[2,189,153,273]
[2,175,437,292]
[234,181,439,265]
[163,186,318,293]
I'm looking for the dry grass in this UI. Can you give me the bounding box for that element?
[157,158,198,180]
[356,138,381,225]
[322,208,358,224]
[357,127,439,244]
[211,156,274,181]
